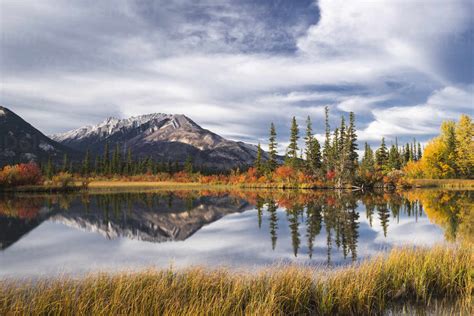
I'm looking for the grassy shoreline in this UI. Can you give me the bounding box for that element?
[1,245,472,315]
[2,178,473,193]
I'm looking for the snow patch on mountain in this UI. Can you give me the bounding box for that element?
[39,141,55,152]
[0,108,5,116]
[51,113,174,142]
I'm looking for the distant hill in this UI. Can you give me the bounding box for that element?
[51,113,269,170]
[0,106,77,167]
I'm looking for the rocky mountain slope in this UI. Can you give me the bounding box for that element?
[52,113,267,170]
[0,106,77,166]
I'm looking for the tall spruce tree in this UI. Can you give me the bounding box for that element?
[322,106,332,173]
[360,142,375,172]
[335,115,348,187]
[287,116,299,167]
[46,155,54,179]
[184,156,193,174]
[388,144,401,170]
[94,156,100,175]
[82,149,90,176]
[267,122,278,172]
[345,112,358,177]
[304,116,321,174]
[62,154,68,172]
[417,143,422,161]
[304,116,313,161]
[112,144,121,174]
[103,142,110,175]
[254,143,263,176]
[404,143,411,163]
[375,138,389,170]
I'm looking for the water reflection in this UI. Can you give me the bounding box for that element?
[0,189,471,276]
[0,191,253,247]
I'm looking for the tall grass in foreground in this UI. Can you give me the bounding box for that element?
[1,245,472,315]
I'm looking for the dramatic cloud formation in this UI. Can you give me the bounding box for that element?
[1,0,472,150]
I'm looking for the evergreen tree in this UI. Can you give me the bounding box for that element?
[46,156,54,179]
[254,143,263,176]
[388,144,401,170]
[404,143,411,163]
[267,122,278,172]
[287,116,299,167]
[267,200,278,250]
[82,149,90,176]
[184,156,193,174]
[62,154,68,172]
[331,128,339,167]
[345,112,358,177]
[146,157,154,174]
[125,148,132,175]
[322,106,332,173]
[94,156,100,175]
[103,142,110,175]
[112,144,121,174]
[360,142,375,172]
[338,116,346,154]
[304,116,321,174]
[335,115,349,187]
[375,138,389,170]
[417,142,423,161]
[304,115,313,161]
[308,138,322,175]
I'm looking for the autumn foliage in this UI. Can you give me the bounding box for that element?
[403,115,473,179]
[0,162,42,187]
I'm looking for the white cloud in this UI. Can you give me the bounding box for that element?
[359,85,473,142]
[0,0,472,151]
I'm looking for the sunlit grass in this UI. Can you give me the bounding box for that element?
[1,244,472,315]
[407,179,474,189]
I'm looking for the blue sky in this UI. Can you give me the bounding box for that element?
[1,0,473,151]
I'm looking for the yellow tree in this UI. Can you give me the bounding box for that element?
[420,121,457,178]
[455,114,474,178]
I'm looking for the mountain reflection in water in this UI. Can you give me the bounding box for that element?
[0,189,471,276]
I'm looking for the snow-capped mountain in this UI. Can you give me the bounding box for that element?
[52,113,267,170]
[0,106,77,166]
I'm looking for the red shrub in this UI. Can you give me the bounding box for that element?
[326,170,336,181]
[0,162,43,187]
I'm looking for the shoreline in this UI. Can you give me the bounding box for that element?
[1,178,473,193]
[1,244,471,315]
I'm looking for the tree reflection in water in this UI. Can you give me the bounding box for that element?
[0,189,471,262]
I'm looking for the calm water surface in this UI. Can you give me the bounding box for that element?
[0,189,471,277]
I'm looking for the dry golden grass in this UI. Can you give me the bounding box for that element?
[1,244,472,315]
[406,178,474,189]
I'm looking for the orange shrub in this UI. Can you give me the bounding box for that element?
[0,162,42,187]
[274,166,295,181]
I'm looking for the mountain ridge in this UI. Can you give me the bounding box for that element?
[0,106,78,166]
[51,112,267,170]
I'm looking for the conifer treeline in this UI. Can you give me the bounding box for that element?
[42,146,197,178]
[255,107,425,187]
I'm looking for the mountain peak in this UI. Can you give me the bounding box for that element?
[51,112,263,170]
[0,106,76,166]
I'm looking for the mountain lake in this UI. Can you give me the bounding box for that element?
[0,188,471,278]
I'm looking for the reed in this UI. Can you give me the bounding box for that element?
[1,244,472,315]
